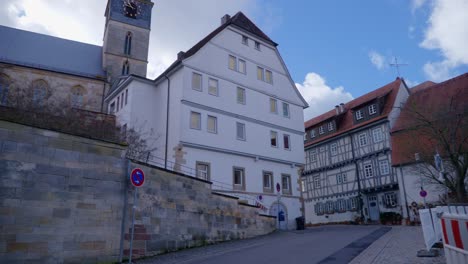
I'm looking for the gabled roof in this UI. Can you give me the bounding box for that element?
[0,25,106,79]
[410,81,436,93]
[390,73,468,166]
[304,78,403,147]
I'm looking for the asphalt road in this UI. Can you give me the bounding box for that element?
[137,225,391,264]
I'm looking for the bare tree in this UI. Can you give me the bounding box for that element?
[122,120,160,161]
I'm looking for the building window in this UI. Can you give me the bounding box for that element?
[282,102,290,118]
[124,31,132,55]
[265,70,273,84]
[116,96,120,112]
[255,41,261,50]
[263,171,273,192]
[309,149,317,162]
[283,134,290,150]
[229,55,237,71]
[237,87,246,104]
[350,198,358,210]
[313,176,321,188]
[330,143,337,156]
[270,98,277,113]
[207,115,217,134]
[236,122,246,140]
[120,92,124,109]
[0,73,10,105]
[233,167,245,190]
[369,104,377,115]
[328,122,334,131]
[109,102,116,113]
[190,112,201,130]
[208,78,218,96]
[379,160,390,175]
[238,59,246,74]
[257,66,264,81]
[359,133,368,146]
[304,133,307,141]
[337,173,347,184]
[270,131,278,147]
[364,164,373,178]
[356,110,363,120]
[242,35,248,45]
[32,79,48,107]
[125,89,128,105]
[310,129,316,138]
[372,127,383,142]
[196,162,210,181]
[282,174,291,195]
[326,201,334,214]
[70,85,85,108]
[319,126,324,135]
[301,179,306,193]
[338,199,346,212]
[122,60,130,75]
[384,192,398,208]
[192,72,202,91]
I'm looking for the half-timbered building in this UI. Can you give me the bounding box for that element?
[302,78,410,224]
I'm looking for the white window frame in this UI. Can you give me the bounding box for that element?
[208,78,218,96]
[356,110,363,120]
[270,131,278,147]
[313,176,321,188]
[283,134,290,150]
[379,160,390,175]
[257,66,264,81]
[233,167,245,190]
[282,102,290,118]
[242,35,248,45]
[190,111,201,130]
[236,122,246,141]
[384,192,398,207]
[369,104,377,115]
[310,149,317,162]
[255,41,261,50]
[237,87,246,104]
[192,72,202,91]
[330,143,338,156]
[310,130,316,138]
[270,98,277,114]
[372,127,383,142]
[319,126,324,135]
[337,173,347,184]
[196,162,210,181]
[281,174,291,195]
[359,133,368,146]
[207,115,217,134]
[304,133,307,141]
[238,59,246,74]
[228,55,237,71]
[328,122,334,131]
[265,70,273,84]
[263,171,273,192]
[364,164,373,178]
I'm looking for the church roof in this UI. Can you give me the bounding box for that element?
[0,25,106,79]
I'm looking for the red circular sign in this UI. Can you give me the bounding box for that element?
[130,168,145,187]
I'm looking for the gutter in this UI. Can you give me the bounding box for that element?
[163,75,170,169]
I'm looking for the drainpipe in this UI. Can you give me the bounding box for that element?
[118,159,131,262]
[349,133,365,222]
[163,75,170,169]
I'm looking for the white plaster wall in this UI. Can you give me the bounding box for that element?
[388,82,410,129]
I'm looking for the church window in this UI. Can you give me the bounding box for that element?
[122,61,130,75]
[32,79,48,107]
[124,32,132,55]
[70,85,86,108]
[0,73,11,105]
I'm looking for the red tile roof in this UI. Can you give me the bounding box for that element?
[304,78,404,147]
[391,73,468,165]
[410,81,436,93]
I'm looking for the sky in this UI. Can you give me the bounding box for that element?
[1,0,467,120]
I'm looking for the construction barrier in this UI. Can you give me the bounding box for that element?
[440,206,468,264]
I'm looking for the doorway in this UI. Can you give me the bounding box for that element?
[367,195,380,221]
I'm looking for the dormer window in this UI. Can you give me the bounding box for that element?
[242,35,248,45]
[328,122,334,131]
[310,129,316,138]
[356,110,363,120]
[319,126,324,134]
[369,104,377,115]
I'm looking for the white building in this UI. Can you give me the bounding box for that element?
[302,78,410,225]
[106,12,308,229]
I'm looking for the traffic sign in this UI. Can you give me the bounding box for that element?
[420,190,427,198]
[130,168,145,187]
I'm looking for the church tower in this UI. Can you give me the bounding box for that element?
[103,0,154,82]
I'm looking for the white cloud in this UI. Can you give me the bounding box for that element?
[420,0,468,81]
[296,73,354,120]
[368,50,386,70]
[411,0,427,12]
[0,0,260,78]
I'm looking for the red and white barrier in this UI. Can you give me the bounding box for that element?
[440,213,468,264]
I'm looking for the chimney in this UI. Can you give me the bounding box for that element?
[339,103,345,113]
[177,51,185,60]
[335,105,340,115]
[221,14,231,25]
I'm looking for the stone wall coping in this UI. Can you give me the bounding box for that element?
[238,201,260,209]
[211,192,239,200]
[259,214,277,219]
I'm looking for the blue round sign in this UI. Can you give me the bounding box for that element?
[130,168,145,187]
[420,190,427,198]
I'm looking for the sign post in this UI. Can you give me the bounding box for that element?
[276,183,281,229]
[128,168,145,264]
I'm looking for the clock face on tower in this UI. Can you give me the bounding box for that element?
[123,0,139,19]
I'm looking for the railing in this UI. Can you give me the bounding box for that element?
[135,153,264,208]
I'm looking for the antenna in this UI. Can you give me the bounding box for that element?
[389,57,408,77]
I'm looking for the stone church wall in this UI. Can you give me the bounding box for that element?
[0,120,276,263]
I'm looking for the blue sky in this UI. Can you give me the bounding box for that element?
[1,0,467,119]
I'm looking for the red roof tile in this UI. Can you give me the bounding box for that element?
[410,81,436,93]
[391,73,468,165]
[304,78,403,147]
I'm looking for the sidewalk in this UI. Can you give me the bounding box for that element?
[350,226,446,264]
